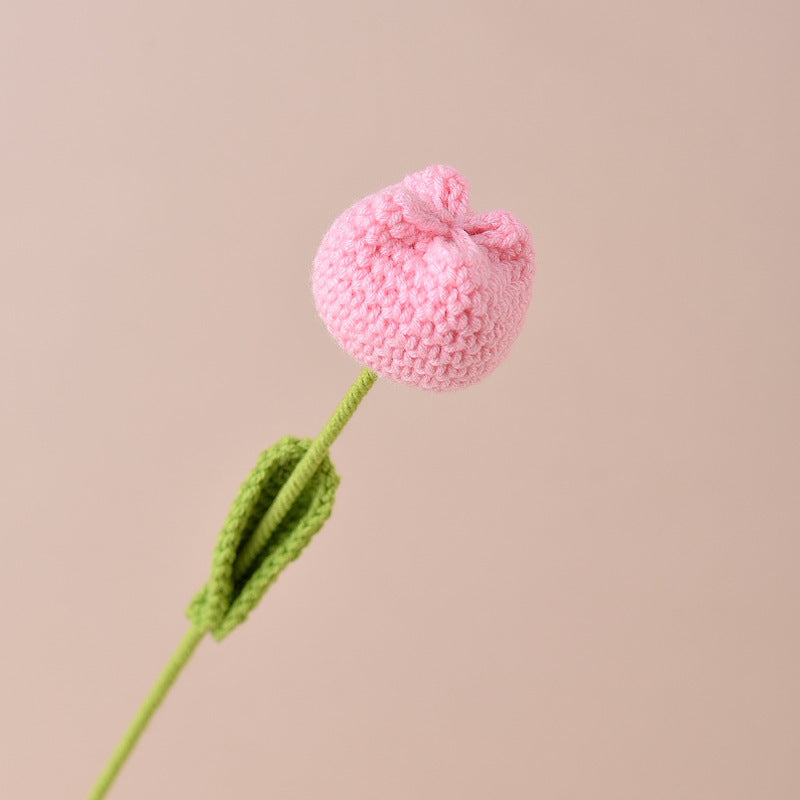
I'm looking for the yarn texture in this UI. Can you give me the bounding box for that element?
[187,435,340,640]
[312,164,535,391]
[87,370,377,800]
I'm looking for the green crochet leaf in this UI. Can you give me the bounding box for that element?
[187,435,340,640]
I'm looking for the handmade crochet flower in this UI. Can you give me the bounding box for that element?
[312,165,535,391]
[88,165,538,800]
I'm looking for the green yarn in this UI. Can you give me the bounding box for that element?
[87,626,204,800]
[87,368,377,800]
[187,434,341,640]
[234,366,378,580]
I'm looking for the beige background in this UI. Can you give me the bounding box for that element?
[1,1,798,798]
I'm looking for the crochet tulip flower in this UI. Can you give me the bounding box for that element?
[87,165,535,799]
[313,164,535,390]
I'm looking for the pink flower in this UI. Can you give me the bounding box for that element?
[312,165,535,391]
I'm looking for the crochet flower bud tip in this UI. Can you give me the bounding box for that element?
[312,164,536,391]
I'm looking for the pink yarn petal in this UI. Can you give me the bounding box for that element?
[312,165,535,391]
[401,164,471,221]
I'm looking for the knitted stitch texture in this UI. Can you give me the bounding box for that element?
[187,435,339,640]
[88,373,375,800]
[312,165,535,391]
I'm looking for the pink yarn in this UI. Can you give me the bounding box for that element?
[312,165,535,391]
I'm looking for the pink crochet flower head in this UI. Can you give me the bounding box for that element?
[312,165,535,391]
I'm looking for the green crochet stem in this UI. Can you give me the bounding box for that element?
[235,367,377,578]
[87,626,204,800]
[88,368,378,800]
